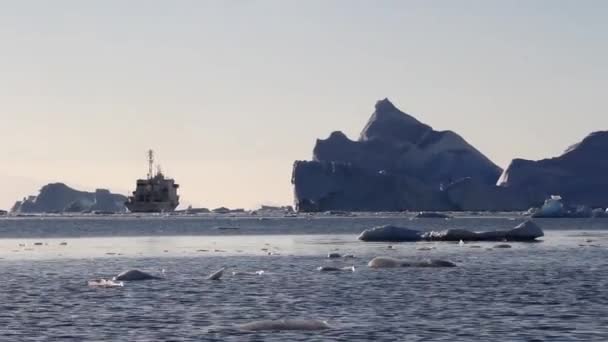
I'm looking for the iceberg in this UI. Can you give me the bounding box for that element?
[592,208,608,218]
[532,195,564,218]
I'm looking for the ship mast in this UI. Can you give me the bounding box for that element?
[147,149,154,179]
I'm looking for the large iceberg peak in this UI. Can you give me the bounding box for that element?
[374,98,398,113]
[327,130,350,140]
[360,98,431,144]
[293,99,506,212]
[42,182,70,190]
[564,130,608,155]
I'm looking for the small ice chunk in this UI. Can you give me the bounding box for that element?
[88,279,124,288]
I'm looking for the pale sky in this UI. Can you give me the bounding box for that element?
[1,0,607,210]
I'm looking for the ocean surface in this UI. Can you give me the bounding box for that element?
[0,213,607,341]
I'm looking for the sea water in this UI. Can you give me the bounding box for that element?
[0,214,606,341]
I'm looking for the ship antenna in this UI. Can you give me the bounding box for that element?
[147,149,154,179]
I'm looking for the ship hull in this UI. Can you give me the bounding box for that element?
[125,201,178,213]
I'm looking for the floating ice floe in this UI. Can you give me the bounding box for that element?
[88,279,124,288]
[239,319,331,331]
[368,256,456,268]
[358,220,543,242]
[358,225,421,242]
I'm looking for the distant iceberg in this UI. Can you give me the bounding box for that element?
[532,195,564,218]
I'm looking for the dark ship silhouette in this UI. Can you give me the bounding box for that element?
[125,150,179,213]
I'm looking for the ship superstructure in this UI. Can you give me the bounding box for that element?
[125,150,179,213]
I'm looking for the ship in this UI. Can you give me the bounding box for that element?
[125,150,180,213]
